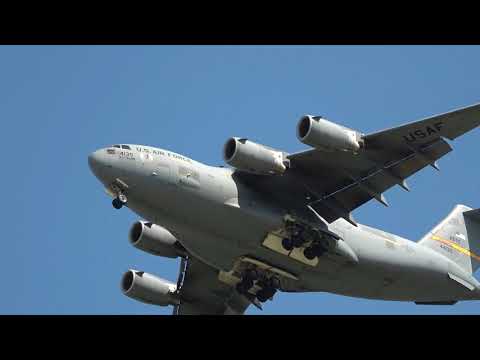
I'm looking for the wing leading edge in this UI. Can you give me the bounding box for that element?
[240,103,480,225]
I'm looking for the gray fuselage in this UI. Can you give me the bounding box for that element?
[88,144,480,303]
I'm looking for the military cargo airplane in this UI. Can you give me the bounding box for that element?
[89,103,480,314]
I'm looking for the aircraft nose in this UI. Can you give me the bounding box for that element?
[88,149,110,177]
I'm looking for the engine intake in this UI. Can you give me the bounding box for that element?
[129,221,185,258]
[297,115,364,152]
[223,137,288,175]
[121,270,178,306]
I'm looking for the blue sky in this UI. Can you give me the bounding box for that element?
[2,45,480,314]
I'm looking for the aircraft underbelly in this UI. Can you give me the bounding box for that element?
[125,169,480,301]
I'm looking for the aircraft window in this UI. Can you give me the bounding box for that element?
[122,145,131,150]
[112,145,121,148]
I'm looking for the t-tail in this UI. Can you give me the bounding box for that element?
[419,204,480,275]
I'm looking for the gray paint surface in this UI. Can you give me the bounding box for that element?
[89,103,480,314]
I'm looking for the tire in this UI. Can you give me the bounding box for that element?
[245,268,259,281]
[304,246,317,260]
[256,289,269,303]
[243,278,254,290]
[112,198,123,209]
[266,287,277,298]
[292,235,304,248]
[257,287,276,302]
[281,238,294,251]
[313,244,327,257]
[270,277,281,289]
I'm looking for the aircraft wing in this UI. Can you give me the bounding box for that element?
[239,103,480,226]
[173,256,251,315]
[290,102,480,224]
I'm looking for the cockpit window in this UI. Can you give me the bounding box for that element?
[121,145,131,150]
[112,145,121,148]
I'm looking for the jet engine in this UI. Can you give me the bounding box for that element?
[297,115,364,152]
[121,269,179,307]
[223,137,289,175]
[129,221,186,258]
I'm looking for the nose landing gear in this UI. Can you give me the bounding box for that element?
[108,179,129,210]
[112,193,128,209]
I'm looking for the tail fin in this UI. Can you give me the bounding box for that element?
[419,204,480,275]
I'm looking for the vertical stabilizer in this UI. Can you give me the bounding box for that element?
[419,204,480,275]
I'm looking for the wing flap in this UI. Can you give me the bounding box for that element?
[236,103,479,225]
[173,256,250,315]
[305,137,452,223]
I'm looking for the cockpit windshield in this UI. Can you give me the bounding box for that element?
[110,144,131,150]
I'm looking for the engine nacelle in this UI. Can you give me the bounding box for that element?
[297,115,364,152]
[121,269,179,307]
[129,221,185,258]
[223,137,289,175]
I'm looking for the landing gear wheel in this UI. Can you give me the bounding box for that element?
[236,277,254,295]
[292,235,304,248]
[112,198,123,209]
[313,244,327,257]
[243,278,254,290]
[304,241,329,259]
[236,282,247,294]
[257,287,276,303]
[256,291,269,303]
[245,268,259,281]
[269,277,281,289]
[281,238,294,251]
[304,246,317,260]
[118,193,128,204]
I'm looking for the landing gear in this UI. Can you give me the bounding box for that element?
[303,243,327,260]
[291,234,305,248]
[303,246,316,260]
[235,268,259,295]
[235,280,252,294]
[282,221,308,250]
[256,287,275,302]
[256,277,280,303]
[112,193,127,209]
[281,238,294,251]
[245,268,259,281]
[235,268,281,304]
